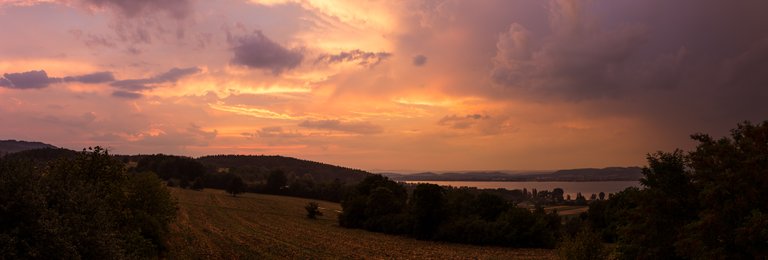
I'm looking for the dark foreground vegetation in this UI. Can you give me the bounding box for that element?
[167,188,554,259]
[339,175,562,248]
[576,121,768,259]
[1,121,765,258]
[0,147,177,258]
[117,154,366,202]
[335,121,768,259]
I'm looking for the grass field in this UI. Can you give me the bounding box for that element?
[166,188,555,259]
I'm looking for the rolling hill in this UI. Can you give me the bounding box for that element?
[382,167,643,182]
[0,140,56,155]
[167,188,554,259]
[197,155,370,183]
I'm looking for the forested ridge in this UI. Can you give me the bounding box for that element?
[1,121,766,259]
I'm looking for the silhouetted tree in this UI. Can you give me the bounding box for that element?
[266,170,287,193]
[574,193,587,205]
[226,176,246,197]
[410,184,444,239]
[602,121,768,259]
[0,147,176,258]
[474,192,509,221]
[305,202,322,219]
[191,177,204,191]
[339,174,406,229]
[557,229,607,260]
[552,188,565,203]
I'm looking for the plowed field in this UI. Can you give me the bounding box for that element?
[167,188,555,259]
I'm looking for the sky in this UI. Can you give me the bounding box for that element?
[1,0,767,172]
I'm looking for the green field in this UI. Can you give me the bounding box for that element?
[167,188,555,259]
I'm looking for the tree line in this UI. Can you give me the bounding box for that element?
[0,147,177,258]
[338,174,562,248]
[125,154,354,202]
[571,121,768,259]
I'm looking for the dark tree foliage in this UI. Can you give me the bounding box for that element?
[574,192,587,205]
[474,192,510,221]
[305,202,323,219]
[586,187,643,243]
[409,184,445,239]
[339,174,561,248]
[588,121,768,259]
[134,154,205,183]
[133,154,359,203]
[552,188,565,203]
[265,169,288,193]
[339,175,407,229]
[616,150,697,259]
[191,177,205,191]
[196,155,369,183]
[675,122,768,258]
[557,228,607,260]
[0,147,177,259]
[226,176,247,197]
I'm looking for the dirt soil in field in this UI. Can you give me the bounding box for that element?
[166,188,556,259]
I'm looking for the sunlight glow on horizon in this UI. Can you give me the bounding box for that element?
[1,0,766,171]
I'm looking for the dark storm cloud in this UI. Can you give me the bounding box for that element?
[0,70,52,89]
[111,90,143,99]
[80,0,193,19]
[412,55,427,66]
[110,67,200,91]
[63,71,116,84]
[490,0,768,101]
[491,16,648,99]
[316,50,392,67]
[479,0,768,139]
[1,70,119,89]
[299,120,383,135]
[230,31,304,74]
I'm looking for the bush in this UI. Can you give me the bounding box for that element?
[305,202,323,219]
[557,229,607,260]
[0,147,177,259]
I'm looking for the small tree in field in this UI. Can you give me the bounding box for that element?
[305,202,322,219]
[226,176,246,197]
[191,177,204,191]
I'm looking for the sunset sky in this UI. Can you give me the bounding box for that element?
[1,0,767,171]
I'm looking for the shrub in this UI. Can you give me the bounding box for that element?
[305,202,323,219]
[557,229,607,260]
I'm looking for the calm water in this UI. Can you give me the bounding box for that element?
[404,181,641,199]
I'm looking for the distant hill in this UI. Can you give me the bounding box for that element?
[532,167,643,181]
[381,171,544,181]
[197,155,371,184]
[0,140,57,155]
[3,148,79,163]
[383,167,642,182]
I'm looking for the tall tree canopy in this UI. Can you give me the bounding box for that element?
[597,121,768,259]
[0,147,177,258]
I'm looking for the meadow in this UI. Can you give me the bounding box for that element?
[166,188,555,259]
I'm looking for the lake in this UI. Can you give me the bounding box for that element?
[404,180,641,199]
